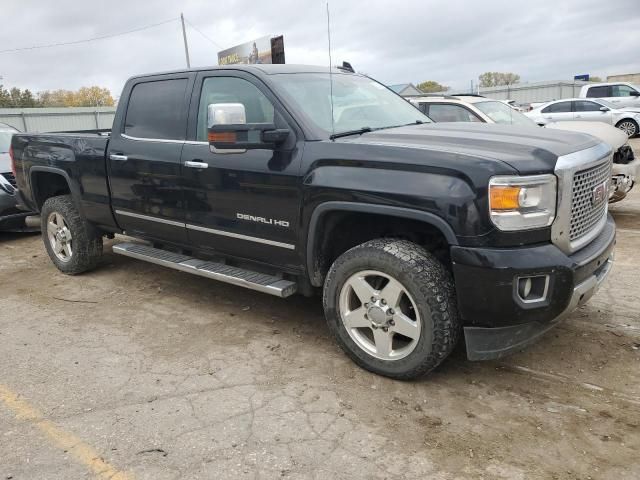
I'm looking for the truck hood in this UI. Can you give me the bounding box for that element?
[0,152,10,174]
[340,123,601,174]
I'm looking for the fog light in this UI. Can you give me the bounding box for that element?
[516,275,550,304]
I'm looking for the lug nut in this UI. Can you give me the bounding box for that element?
[371,296,376,302]
[382,327,389,332]
[389,319,395,326]
[381,299,387,305]
[388,309,394,315]
[371,324,378,329]
[364,303,369,308]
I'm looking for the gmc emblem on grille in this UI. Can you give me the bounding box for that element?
[591,181,608,205]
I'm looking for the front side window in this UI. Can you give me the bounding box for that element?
[427,104,483,123]
[196,77,275,142]
[612,84,638,96]
[574,101,602,112]
[542,101,571,113]
[586,85,611,98]
[270,73,430,136]
[474,101,536,126]
[124,79,188,140]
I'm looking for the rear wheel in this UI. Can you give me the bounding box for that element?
[616,119,638,137]
[323,239,460,379]
[41,195,103,274]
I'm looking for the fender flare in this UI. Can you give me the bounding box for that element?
[306,201,458,286]
[29,166,83,214]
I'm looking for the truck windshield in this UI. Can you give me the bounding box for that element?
[270,73,431,136]
[474,101,537,126]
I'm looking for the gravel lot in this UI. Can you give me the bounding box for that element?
[1,139,639,480]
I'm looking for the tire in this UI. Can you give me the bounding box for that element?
[323,238,460,380]
[616,119,638,137]
[40,195,103,274]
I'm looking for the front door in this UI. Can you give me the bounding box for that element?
[572,100,613,124]
[107,75,192,244]
[180,72,304,270]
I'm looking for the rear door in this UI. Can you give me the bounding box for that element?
[540,101,573,124]
[573,100,613,124]
[180,71,304,269]
[107,74,193,244]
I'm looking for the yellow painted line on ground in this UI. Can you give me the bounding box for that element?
[0,383,132,480]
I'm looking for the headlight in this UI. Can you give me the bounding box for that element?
[488,174,557,231]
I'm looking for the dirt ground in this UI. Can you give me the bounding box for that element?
[1,140,639,480]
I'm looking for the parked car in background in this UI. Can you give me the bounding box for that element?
[525,98,640,137]
[0,123,36,230]
[579,82,640,108]
[410,95,638,202]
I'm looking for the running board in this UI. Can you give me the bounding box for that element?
[112,242,297,298]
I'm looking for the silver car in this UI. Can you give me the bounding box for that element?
[525,98,640,137]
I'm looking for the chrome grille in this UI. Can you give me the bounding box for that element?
[569,161,611,241]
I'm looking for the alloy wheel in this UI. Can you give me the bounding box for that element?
[47,212,73,262]
[339,270,421,361]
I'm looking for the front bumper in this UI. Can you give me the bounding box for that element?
[452,215,616,360]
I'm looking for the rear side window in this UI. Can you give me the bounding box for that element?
[426,104,482,123]
[542,101,571,113]
[124,79,188,140]
[585,86,611,98]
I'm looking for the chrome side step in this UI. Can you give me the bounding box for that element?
[112,242,297,298]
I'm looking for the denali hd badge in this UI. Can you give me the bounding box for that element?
[591,180,608,205]
[237,213,290,228]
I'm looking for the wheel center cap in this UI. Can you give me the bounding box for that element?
[368,305,389,326]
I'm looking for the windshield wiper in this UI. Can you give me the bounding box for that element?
[330,127,372,140]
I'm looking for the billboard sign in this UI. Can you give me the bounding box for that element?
[574,74,590,81]
[218,36,275,65]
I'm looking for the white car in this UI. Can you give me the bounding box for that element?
[525,98,640,137]
[410,95,638,202]
[579,82,640,108]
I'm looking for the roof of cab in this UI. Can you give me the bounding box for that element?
[131,64,355,80]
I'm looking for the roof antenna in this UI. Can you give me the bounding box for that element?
[326,1,335,139]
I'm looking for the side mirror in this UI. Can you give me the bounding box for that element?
[599,106,610,112]
[207,103,289,153]
[630,91,640,97]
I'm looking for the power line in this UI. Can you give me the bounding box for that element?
[0,18,179,54]
[183,18,224,50]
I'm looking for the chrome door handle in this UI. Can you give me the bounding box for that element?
[184,161,208,169]
[109,154,128,161]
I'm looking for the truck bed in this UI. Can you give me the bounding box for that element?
[12,131,118,231]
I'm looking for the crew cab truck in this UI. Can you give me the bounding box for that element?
[11,65,616,379]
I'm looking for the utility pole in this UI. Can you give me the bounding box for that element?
[180,13,191,69]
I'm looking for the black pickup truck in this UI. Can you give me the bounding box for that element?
[11,64,616,379]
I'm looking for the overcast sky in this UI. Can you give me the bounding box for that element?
[1,0,639,97]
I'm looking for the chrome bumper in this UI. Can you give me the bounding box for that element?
[555,251,614,323]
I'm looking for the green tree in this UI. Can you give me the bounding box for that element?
[588,76,603,82]
[417,80,449,93]
[0,85,10,107]
[478,72,521,87]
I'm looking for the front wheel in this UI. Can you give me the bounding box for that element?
[616,119,639,137]
[323,239,460,379]
[41,195,103,274]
